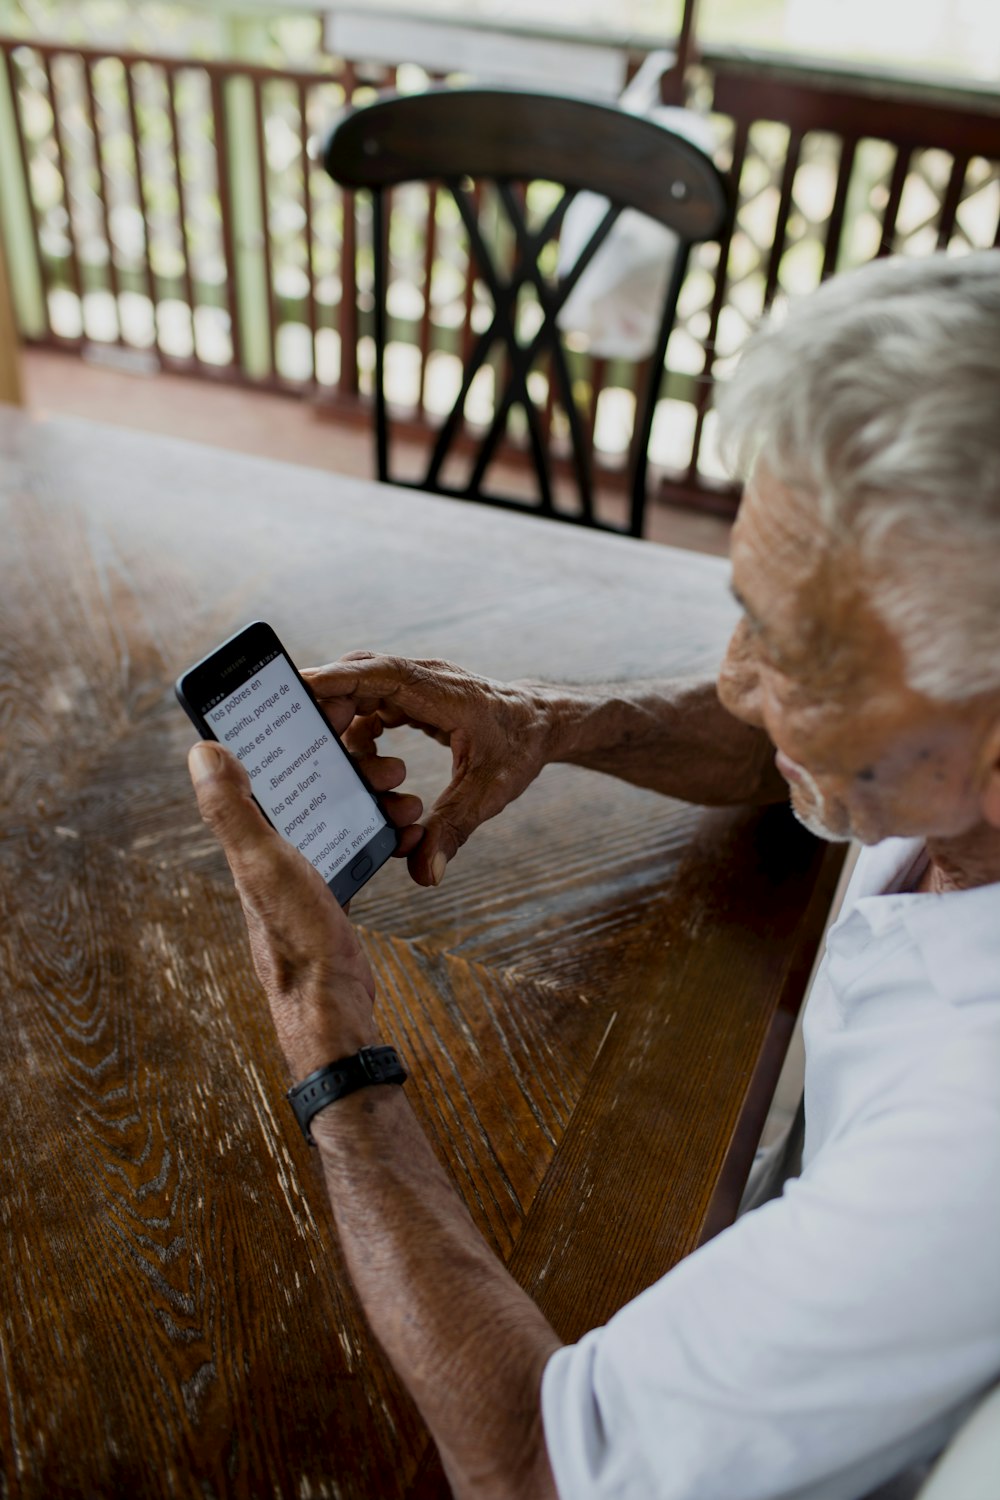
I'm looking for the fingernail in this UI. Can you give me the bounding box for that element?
[431,851,447,886]
[189,743,220,782]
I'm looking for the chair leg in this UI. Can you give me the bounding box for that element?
[0,230,24,407]
[628,243,691,537]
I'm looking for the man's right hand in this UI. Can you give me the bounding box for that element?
[303,654,555,888]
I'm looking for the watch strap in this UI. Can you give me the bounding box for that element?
[287,1045,407,1145]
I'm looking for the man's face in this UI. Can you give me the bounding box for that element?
[718,470,993,845]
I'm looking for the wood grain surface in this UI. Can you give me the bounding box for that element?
[0,412,843,1499]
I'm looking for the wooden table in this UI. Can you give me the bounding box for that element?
[0,411,842,1499]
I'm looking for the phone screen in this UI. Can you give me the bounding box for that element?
[203,646,389,886]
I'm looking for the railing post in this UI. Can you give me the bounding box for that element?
[0,48,46,339]
[675,0,702,73]
[662,0,702,104]
[0,222,23,403]
[219,14,272,379]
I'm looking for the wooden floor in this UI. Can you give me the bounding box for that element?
[19,348,733,559]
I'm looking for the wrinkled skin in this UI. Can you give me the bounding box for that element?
[304,655,784,889]
[190,741,378,1076]
[304,472,1000,896]
[718,469,1000,891]
[304,655,561,888]
[186,742,560,1500]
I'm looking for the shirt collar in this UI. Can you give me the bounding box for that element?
[898,881,1000,1007]
[845,839,1000,1008]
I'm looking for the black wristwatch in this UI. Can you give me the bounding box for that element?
[287,1046,407,1145]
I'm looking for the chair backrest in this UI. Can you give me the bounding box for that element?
[324,87,729,535]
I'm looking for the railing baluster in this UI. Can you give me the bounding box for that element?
[821,135,857,279]
[417,184,437,416]
[936,151,969,249]
[209,71,243,371]
[460,181,483,371]
[339,61,359,398]
[586,355,606,466]
[541,350,556,455]
[686,117,750,487]
[372,187,389,480]
[416,71,447,414]
[123,60,161,358]
[81,57,121,342]
[2,46,51,339]
[878,144,912,257]
[625,353,652,498]
[298,81,318,387]
[41,52,85,323]
[763,127,802,311]
[339,186,359,396]
[166,65,199,364]
[382,183,393,394]
[252,76,277,378]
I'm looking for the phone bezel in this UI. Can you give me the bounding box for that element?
[175,620,397,905]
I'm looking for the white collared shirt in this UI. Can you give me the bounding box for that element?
[542,838,1000,1500]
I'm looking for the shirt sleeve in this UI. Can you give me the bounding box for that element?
[541,1051,1000,1500]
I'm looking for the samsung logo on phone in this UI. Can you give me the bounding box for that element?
[220,656,249,678]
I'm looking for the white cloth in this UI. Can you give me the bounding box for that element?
[542,838,1000,1500]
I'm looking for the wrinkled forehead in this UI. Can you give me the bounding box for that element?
[730,472,890,688]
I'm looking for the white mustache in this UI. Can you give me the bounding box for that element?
[789,764,853,844]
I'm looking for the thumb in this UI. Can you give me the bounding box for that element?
[188,741,277,882]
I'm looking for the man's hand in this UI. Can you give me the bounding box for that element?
[188,741,377,1079]
[304,653,785,896]
[303,670,425,865]
[187,740,562,1500]
[304,654,555,888]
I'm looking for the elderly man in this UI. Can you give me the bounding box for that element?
[186,251,1000,1500]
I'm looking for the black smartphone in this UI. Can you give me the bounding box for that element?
[176,621,397,905]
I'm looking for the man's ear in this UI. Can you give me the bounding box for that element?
[978,715,1000,830]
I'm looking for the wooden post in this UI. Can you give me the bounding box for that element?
[0,47,47,342]
[222,13,274,380]
[662,0,702,105]
[675,0,702,73]
[0,227,23,406]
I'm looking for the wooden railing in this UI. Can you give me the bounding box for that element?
[685,48,1000,508]
[0,40,356,384]
[1,33,998,517]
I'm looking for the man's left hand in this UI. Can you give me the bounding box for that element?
[188,741,380,1081]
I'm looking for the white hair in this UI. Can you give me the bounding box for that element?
[716,250,1000,702]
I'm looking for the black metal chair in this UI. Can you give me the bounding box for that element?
[324,87,729,536]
